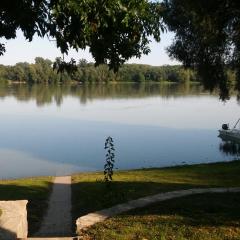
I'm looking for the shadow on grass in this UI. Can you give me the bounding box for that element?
[71,181,207,221]
[0,226,17,240]
[0,181,52,236]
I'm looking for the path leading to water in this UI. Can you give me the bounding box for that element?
[76,187,240,234]
[36,176,72,237]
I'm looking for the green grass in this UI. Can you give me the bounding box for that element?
[0,177,52,235]
[83,192,240,240]
[72,160,240,223]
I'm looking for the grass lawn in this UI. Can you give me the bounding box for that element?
[83,192,240,240]
[72,160,240,225]
[73,161,240,239]
[0,177,52,235]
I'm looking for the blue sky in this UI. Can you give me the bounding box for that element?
[0,30,179,66]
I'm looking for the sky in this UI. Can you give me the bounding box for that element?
[0,30,179,66]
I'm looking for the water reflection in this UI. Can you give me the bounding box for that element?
[0,82,206,106]
[219,135,240,157]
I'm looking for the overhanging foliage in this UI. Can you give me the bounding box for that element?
[1,0,240,99]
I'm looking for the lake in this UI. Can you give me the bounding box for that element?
[0,83,239,179]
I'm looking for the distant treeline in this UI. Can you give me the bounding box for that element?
[0,57,201,84]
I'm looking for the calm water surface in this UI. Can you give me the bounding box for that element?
[0,83,239,179]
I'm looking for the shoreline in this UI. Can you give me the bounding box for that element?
[0,159,238,181]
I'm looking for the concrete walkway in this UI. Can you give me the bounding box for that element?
[36,176,72,237]
[76,187,240,234]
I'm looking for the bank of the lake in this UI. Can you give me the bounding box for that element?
[1,161,240,237]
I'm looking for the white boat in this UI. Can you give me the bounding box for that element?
[219,118,240,141]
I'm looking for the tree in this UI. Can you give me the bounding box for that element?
[25,65,35,83]
[35,57,54,83]
[162,0,240,100]
[0,0,49,55]
[0,0,163,72]
[133,72,145,83]
[12,63,26,82]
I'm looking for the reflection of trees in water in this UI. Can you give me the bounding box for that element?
[219,139,240,157]
[0,82,208,106]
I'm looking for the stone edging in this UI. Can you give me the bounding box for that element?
[0,200,28,240]
[76,187,240,234]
